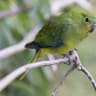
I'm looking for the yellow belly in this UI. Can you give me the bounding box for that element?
[40,42,76,57]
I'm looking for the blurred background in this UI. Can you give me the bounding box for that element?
[0,0,96,96]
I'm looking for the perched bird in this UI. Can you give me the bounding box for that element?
[25,6,96,62]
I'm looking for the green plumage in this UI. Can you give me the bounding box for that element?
[25,6,96,62]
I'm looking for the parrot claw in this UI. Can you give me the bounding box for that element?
[75,63,82,70]
[63,54,71,65]
[69,48,77,55]
[74,48,78,51]
[63,49,77,65]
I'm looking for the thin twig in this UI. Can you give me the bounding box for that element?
[0,26,40,60]
[81,66,96,90]
[51,50,96,96]
[51,65,76,96]
[0,53,76,91]
[48,54,58,71]
[0,50,95,93]
[73,51,96,91]
[0,6,32,20]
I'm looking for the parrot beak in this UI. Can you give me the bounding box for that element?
[89,24,96,33]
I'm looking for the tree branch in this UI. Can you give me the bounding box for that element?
[81,66,96,90]
[51,50,96,96]
[0,6,32,20]
[0,50,96,93]
[48,54,58,71]
[51,64,76,96]
[0,51,78,91]
[0,26,41,60]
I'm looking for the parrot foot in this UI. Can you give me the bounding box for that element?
[71,49,82,70]
[74,48,78,51]
[69,48,78,55]
[63,54,71,65]
[63,49,79,66]
[67,49,82,70]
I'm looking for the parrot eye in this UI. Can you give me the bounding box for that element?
[85,17,89,22]
[81,13,90,22]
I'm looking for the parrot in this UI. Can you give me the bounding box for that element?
[25,6,96,63]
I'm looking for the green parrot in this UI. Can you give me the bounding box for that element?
[25,6,96,62]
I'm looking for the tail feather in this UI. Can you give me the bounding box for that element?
[19,49,41,80]
[30,49,40,62]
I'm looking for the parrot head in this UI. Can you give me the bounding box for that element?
[81,8,96,33]
[64,6,96,34]
[81,13,96,33]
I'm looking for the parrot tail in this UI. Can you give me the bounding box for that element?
[30,49,41,62]
[19,41,42,80]
[25,41,42,62]
[19,49,41,80]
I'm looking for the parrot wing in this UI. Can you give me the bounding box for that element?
[25,16,72,49]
